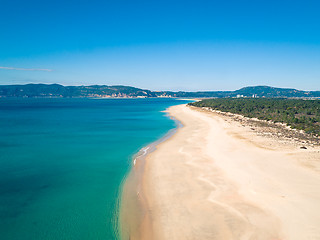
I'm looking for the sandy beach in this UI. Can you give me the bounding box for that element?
[136,104,320,240]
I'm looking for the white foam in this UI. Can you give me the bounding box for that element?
[141,147,150,156]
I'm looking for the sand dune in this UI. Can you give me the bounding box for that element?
[140,104,320,240]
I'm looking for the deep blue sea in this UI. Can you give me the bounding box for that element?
[0,98,189,240]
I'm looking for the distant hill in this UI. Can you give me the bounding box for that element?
[233,86,319,98]
[0,84,157,98]
[0,84,319,98]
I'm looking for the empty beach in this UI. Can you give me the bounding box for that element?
[137,104,320,240]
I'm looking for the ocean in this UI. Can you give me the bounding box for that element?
[0,98,190,240]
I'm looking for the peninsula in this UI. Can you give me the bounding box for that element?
[134,103,320,239]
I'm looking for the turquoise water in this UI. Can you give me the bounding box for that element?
[0,98,189,240]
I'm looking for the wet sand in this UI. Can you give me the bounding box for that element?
[138,104,320,240]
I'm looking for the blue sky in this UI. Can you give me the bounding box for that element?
[0,0,319,91]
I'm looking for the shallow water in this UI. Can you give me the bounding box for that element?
[0,98,189,240]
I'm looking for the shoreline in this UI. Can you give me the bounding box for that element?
[136,104,320,239]
[118,113,183,240]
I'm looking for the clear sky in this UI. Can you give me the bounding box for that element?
[0,0,319,91]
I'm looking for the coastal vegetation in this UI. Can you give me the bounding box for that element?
[189,98,320,136]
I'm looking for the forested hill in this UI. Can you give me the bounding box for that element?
[0,84,319,98]
[232,86,320,98]
[0,84,156,98]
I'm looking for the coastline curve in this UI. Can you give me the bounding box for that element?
[118,108,184,240]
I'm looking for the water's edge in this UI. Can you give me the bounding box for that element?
[117,109,183,240]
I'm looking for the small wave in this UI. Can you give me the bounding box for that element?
[142,147,150,156]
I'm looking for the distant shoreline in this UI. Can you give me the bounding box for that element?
[1,84,320,98]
